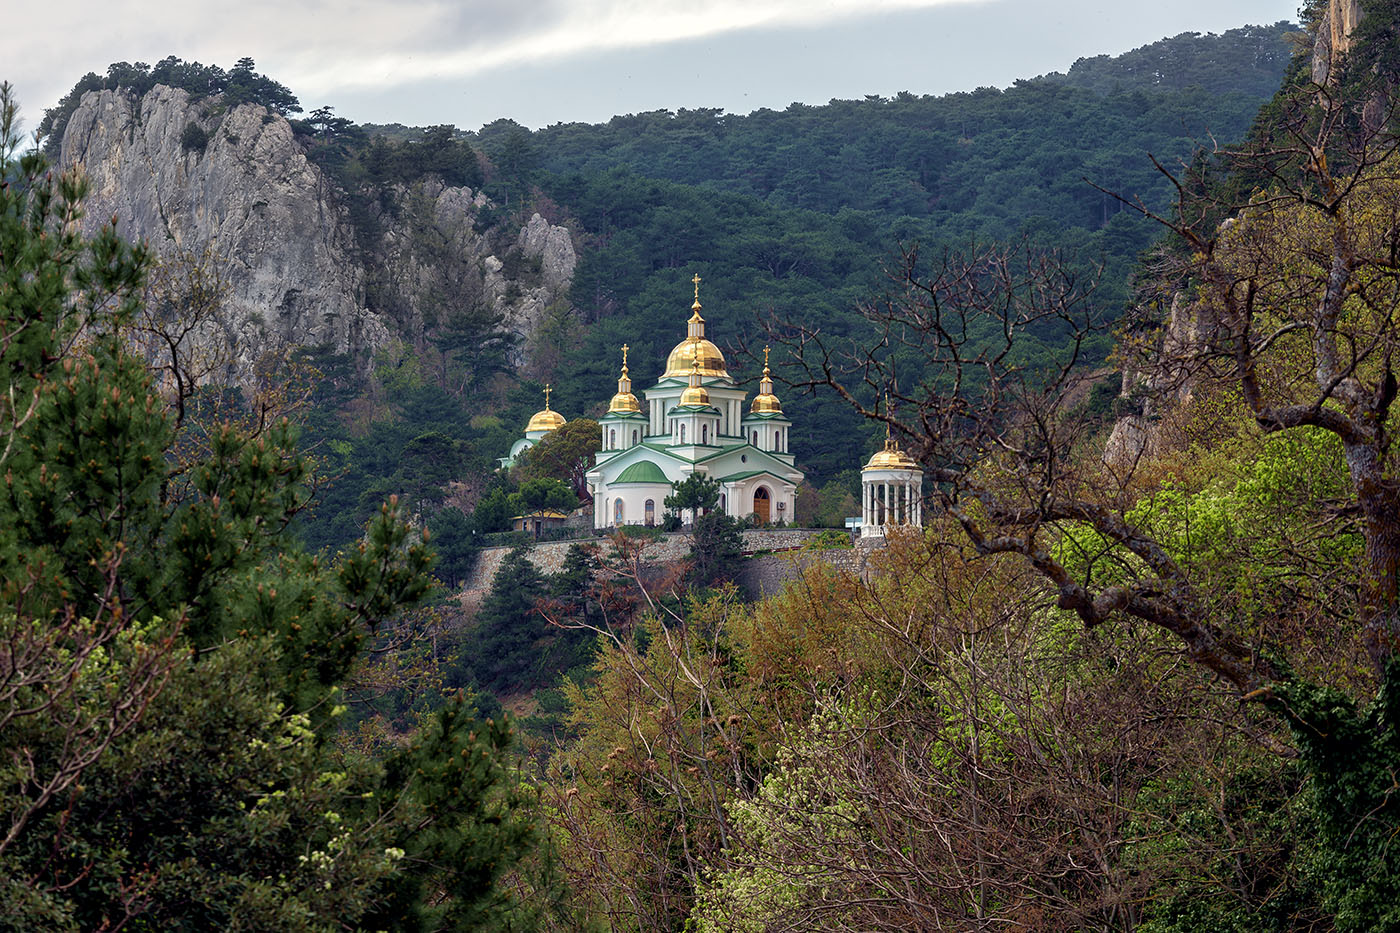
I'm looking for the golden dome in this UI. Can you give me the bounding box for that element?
[864,437,919,471]
[609,345,641,413]
[750,346,782,414]
[679,382,711,406]
[609,391,641,414]
[526,384,566,433]
[664,337,730,379]
[526,408,566,433]
[751,392,782,414]
[663,274,730,379]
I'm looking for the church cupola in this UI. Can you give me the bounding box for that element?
[608,344,641,414]
[670,356,721,448]
[662,274,730,379]
[750,346,782,414]
[601,345,646,452]
[525,384,566,438]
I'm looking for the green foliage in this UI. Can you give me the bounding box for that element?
[665,473,721,516]
[689,511,745,587]
[510,476,578,516]
[1266,669,1400,932]
[0,92,537,929]
[514,418,599,500]
[180,120,208,152]
[460,545,596,698]
[40,56,300,154]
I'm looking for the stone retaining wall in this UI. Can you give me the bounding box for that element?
[461,528,837,597]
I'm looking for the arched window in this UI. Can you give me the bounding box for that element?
[614,498,625,525]
[720,493,727,512]
[632,429,639,445]
[679,424,687,444]
[609,428,616,448]
[701,424,708,444]
[645,499,655,525]
[752,430,758,446]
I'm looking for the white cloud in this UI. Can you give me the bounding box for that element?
[273,0,989,96]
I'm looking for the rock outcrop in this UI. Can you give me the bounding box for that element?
[1312,0,1365,86]
[58,85,576,381]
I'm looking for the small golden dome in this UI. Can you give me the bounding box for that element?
[750,346,782,414]
[751,392,782,414]
[609,344,641,413]
[864,437,919,471]
[679,382,711,406]
[526,384,566,433]
[609,391,641,413]
[526,408,567,433]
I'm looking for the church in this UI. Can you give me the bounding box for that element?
[502,275,804,529]
[590,276,803,528]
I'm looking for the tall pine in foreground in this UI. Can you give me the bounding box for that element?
[0,84,540,931]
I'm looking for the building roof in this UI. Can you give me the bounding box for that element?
[613,460,671,485]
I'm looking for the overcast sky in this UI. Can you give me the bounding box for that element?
[6,0,1300,133]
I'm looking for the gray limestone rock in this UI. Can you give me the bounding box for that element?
[57,85,578,383]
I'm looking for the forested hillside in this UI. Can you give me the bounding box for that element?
[34,25,1297,555]
[522,23,1300,479]
[14,4,1400,930]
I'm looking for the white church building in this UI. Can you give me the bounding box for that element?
[499,274,930,537]
[586,276,803,529]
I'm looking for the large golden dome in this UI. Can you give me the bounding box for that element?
[664,335,729,379]
[663,277,730,378]
[864,438,919,471]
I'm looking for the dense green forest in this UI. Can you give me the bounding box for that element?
[18,10,1400,928]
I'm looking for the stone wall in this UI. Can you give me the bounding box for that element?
[739,547,872,600]
[461,528,836,597]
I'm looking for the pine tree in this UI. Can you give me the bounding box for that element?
[0,84,539,931]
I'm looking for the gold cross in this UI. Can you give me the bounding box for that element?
[544,384,552,409]
[692,273,702,302]
[621,344,629,368]
[763,345,771,368]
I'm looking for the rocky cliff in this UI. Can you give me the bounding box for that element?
[1312,0,1365,85]
[59,85,576,380]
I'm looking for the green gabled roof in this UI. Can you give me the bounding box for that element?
[695,444,770,464]
[614,460,670,485]
[741,411,791,422]
[600,410,648,421]
[716,469,790,484]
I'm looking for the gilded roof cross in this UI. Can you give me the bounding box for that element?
[692,273,702,302]
[621,344,629,368]
[544,384,552,409]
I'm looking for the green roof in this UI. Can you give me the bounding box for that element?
[614,460,670,485]
[716,469,789,484]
